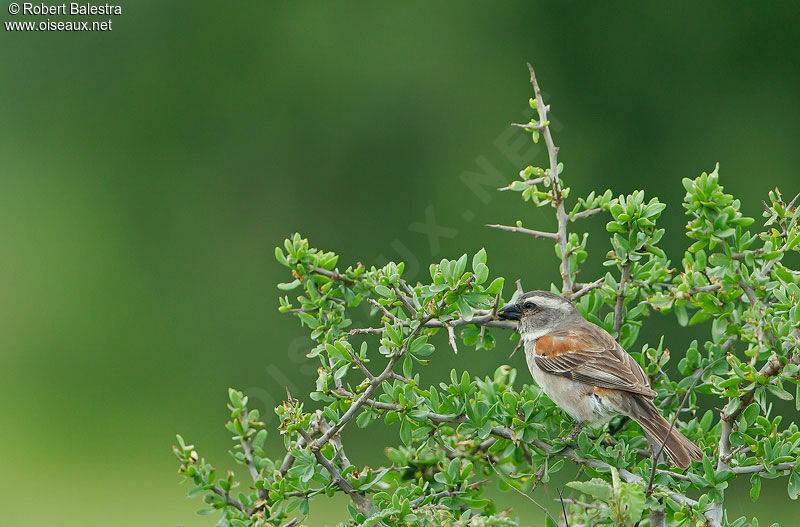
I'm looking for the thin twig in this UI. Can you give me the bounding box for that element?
[557,487,570,527]
[613,262,631,336]
[392,285,417,315]
[313,267,354,285]
[509,338,524,359]
[487,458,561,526]
[731,461,797,475]
[510,122,545,131]
[285,306,318,313]
[367,297,404,325]
[313,312,436,450]
[570,208,603,221]
[486,223,559,240]
[240,435,266,499]
[497,177,545,191]
[298,427,372,515]
[210,486,253,515]
[350,353,375,382]
[660,337,736,409]
[526,62,573,294]
[445,323,459,354]
[568,277,605,301]
[559,497,599,510]
[688,284,722,294]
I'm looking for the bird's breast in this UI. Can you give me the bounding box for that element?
[526,339,617,426]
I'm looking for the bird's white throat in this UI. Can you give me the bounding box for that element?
[521,328,548,344]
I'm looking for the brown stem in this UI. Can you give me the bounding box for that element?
[613,262,632,336]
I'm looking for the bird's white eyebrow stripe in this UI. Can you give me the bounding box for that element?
[527,296,569,310]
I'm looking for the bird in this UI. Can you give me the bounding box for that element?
[497,290,703,468]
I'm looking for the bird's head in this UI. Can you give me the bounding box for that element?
[497,290,578,339]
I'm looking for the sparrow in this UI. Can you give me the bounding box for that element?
[498,290,703,468]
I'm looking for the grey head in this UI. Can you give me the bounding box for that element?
[497,290,578,336]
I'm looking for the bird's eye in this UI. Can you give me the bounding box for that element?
[523,301,537,310]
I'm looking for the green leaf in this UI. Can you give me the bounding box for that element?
[474,262,489,284]
[619,482,645,524]
[566,478,612,500]
[767,383,794,401]
[228,389,241,408]
[275,247,288,265]
[277,279,301,290]
[485,277,504,295]
[789,471,800,500]
[675,304,689,327]
[750,474,761,501]
[374,285,392,297]
[457,297,474,320]
[472,248,487,270]
[253,429,267,449]
[399,418,412,446]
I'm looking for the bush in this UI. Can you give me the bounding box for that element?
[174,64,800,527]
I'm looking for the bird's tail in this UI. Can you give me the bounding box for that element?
[630,397,703,469]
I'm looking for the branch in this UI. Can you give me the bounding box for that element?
[423,314,516,330]
[706,419,731,527]
[408,479,488,508]
[722,350,800,423]
[510,122,545,131]
[731,249,764,260]
[649,509,666,527]
[487,458,561,526]
[313,266,354,285]
[211,486,253,516]
[366,297,404,325]
[527,436,700,511]
[486,223,559,240]
[612,262,632,335]
[660,337,737,409]
[240,436,266,499]
[498,177,544,192]
[688,284,722,294]
[557,487,570,527]
[708,272,796,527]
[333,384,709,519]
[568,277,605,301]
[284,306,318,313]
[392,284,417,315]
[313,314,435,451]
[350,352,376,382]
[297,427,372,515]
[570,207,603,221]
[731,461,797,475]
[445,323,459,354]
[350,313,517,336]
[279,442,302,477]
[526,62,573,294]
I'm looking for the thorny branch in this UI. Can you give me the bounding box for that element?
[526,62,573,295]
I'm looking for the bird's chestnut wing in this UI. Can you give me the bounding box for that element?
[534,334,656,398]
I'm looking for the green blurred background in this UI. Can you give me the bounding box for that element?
[2,2,799,525]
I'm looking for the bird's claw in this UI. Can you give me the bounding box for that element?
[565,422,584,442]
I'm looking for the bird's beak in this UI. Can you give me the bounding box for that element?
[497,303,522,321]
